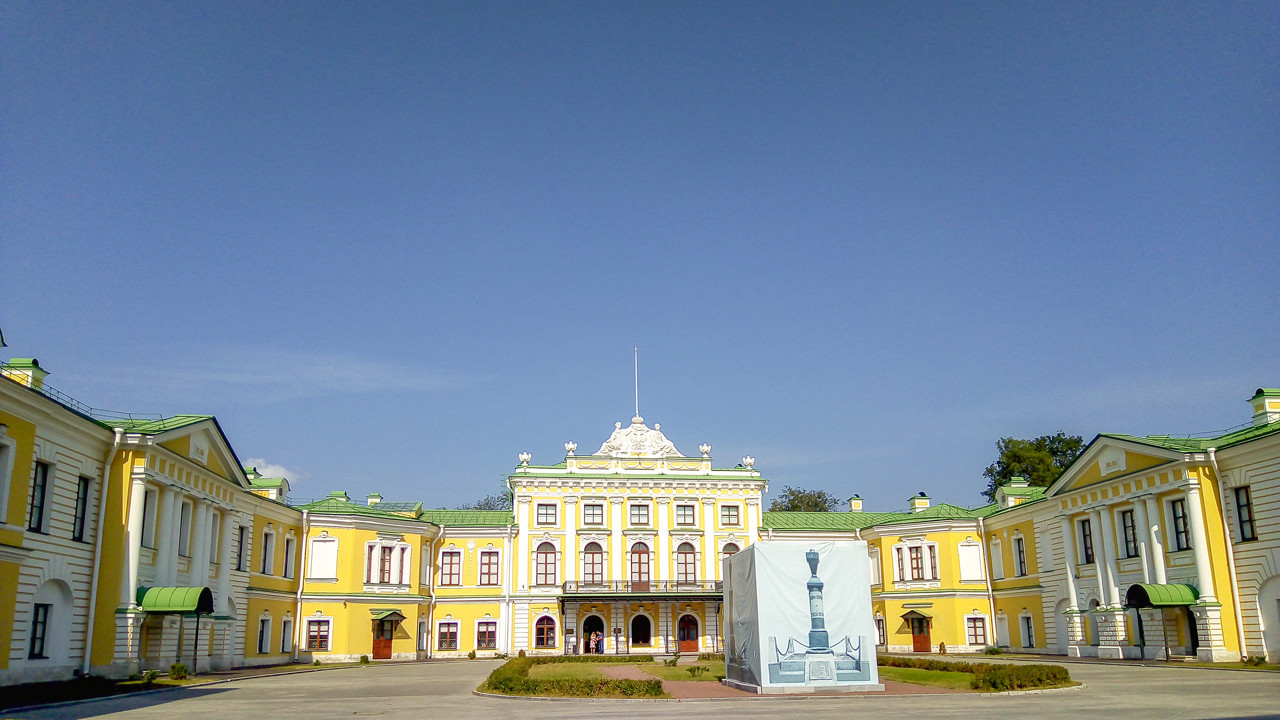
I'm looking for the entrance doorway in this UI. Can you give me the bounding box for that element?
[677,615,699,653]
[582,615,605,654]
[910,617,931,652]
[373,619,396,659]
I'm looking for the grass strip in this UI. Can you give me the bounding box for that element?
[480,657,665,697]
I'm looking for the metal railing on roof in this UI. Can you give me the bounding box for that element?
[1,362,163,425]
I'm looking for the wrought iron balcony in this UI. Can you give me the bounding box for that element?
[561,579,722,594]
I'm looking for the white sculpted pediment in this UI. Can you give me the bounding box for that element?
[595,416,683,458]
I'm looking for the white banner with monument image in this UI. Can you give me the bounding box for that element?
[723,540,882,693]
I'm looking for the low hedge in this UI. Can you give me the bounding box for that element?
[479,657,664,697]
[878,655,1071,691]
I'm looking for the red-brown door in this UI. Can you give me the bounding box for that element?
[910,617,931,652]
[373,619,395,659]
[677,615,699,653]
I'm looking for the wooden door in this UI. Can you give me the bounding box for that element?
[373,619,394,659]
[677,615,699,653]
[910,617,931,652]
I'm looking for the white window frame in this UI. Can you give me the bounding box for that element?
[675,504,697,526]
[72,475,92,542]
[475,618,498,650]
[260,527,275,575]
[989,537,1005,580]
[283,535,297,579]
[0,429,14,524]
[1013,535,1027,577]
[281,615,294,653]
[307,534,339,579]
[208,511,221,563]
[720,504,740,526]
[535,503,557,526]
[965,614,988,646]
[629,503,650,526]
[440,549,463,586]
[437,620,460,650]
[892,539,940,582]
[365,538,412,585]
[257,614,272,654]
[27,459,54,533]
[478,549,500,586]
[1020,613,1035,648]
[306,616,332,651]
[141,487,159,549]
[582,503,605,525]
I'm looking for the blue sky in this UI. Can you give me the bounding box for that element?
[3,1,1277,511]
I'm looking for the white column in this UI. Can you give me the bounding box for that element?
[515,497,530,591]
[745,498,760,545]
[166,490,184,584]
[192,500,211,588]
[1088,509,1114,606]
[1184,483,1217,603]
[655,498,671,583]
[1144,496,1168,584]
[1133,500,1152,584]
[154,486,177,586]
[123,477,148,605]
[701,498,716,582]
[1096,507,1122,606]
[1060,516,1079,611]
[563,497,578,584]
[609,497,624,582]
[216,509,233,607]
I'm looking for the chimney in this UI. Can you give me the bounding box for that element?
[2,358,49,389]
[1251,388,1280,426]
[909,492,930,513]
[327,490,350,502]
[848,494,863,513]
[367,492,383,506]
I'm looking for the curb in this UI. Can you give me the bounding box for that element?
[472,682,1087,702]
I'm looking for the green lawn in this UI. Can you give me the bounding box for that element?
[527,663,606,680]
[638,662,726,682]
[877,666,975,691]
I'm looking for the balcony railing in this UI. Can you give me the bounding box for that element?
[561,579,721,594]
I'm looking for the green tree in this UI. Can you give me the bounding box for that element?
[981,431,1085,501]
[768,486,843,512]
[458,491,512,511]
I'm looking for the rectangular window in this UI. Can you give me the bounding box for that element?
[895,547,904,581]
[1121,510,1138,558]
[141,488,159,548]
[479,551,500,585]
[281,619,294,653]
[1014,538,1027,577]
[380,546,394,583]
[29,603,50,658]
[1172,499,1191,551]
[1236,487,1257,541]
[477,621,497,649]
[583,547,604,584]
[676,504,696,525]
[178,501,193,556]
[909,547,924,580]
[438,622,459,650]
[966,617,987,646]
[261,531,275,574]
[875,617,886,646]
[72,476,91,541]
[536,503,557,525]
[720,504,740,526]
[236,526,248,571]
[629,503,649,526]
[27,461,50,532]
[307,620,330,650]
[283,537,296,578]
[257,618,271,654]
[583,503,604,525]
[928,544,938,579]
[1080,519,1095,564]
[535,546,557,586]
[1021,616,1035,648]
[441,551,462,585]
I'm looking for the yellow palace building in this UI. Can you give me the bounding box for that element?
[3,350,1279,686]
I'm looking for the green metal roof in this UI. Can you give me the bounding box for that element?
[1125,583,1199,608]
[419,509,514,527]
[370,609,407,621]
[374,501,423,514]
[248,477,286,488]
[106,415,214,434]
[137,586,214,614]
[761,511,904,531]
[1100,418,1280,454]
[297,497,423,521]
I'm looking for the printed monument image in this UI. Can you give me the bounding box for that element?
[722,541,881,693]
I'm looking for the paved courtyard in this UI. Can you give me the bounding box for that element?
[4,659,1277,720]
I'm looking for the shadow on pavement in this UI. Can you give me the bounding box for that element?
[1,684,231,719]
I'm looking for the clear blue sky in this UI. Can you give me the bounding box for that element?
[3,1,1277,511]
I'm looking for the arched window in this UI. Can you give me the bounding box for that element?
[630,542,650,585]
[720,543,740,563]
[534,616,556,648]
[630,615,652,645]
[583,542,604,585]
[676,542,697,583]
[535,542,557,586]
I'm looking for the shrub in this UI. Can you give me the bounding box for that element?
[468,650,477,660]
[168,663,188,680]
[141,670,160,686]
[983,646,1003,655]
[359,655,370,665]
[479,657,663,698]
[698,653,725,662]
[1245,656,1267,667]
[877,655,1072,691]
[517,649,527,658]
[313,660,322,666]
[686,665,707,677]
[663,653,681,667]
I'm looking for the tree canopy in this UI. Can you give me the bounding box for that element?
[457,491,512,511]
[768,485,844,512]
[981,431,1085,502]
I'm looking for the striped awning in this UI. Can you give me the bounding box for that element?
[1125,583,1199,608]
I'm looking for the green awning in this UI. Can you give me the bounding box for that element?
[370,609,406,622]
[1125,583,1199,608]
[137,586,215,614]
[900,610,932,620]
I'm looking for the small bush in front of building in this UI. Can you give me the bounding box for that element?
[313,660,322,666]
[168,663,188,680]
[359,655,370,665]
[468,650,477,660]
[663,653,680,667]
[517,649,527,658]
[1244,656,1267,666]
[698,653,725,662]
[878,655,1072,691]
[479,657,663,698]
[983,646,1003,655]
[141,670,160,686]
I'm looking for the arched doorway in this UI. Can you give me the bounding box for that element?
[1087,600,1100,646]
[1054,598,1072,654]
[630,615,652,648]
[1258,574,1280,661]
[677,614,699,653]
[582,615,605,654]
